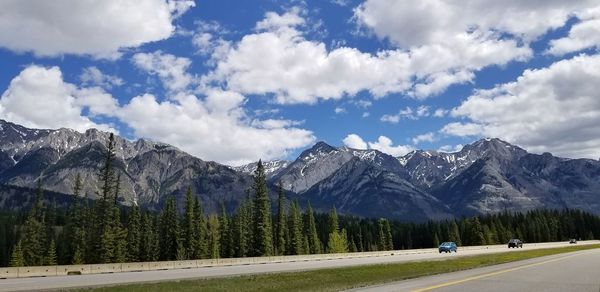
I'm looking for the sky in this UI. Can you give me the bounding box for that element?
[1,0,600,166]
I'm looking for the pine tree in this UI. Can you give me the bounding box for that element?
[159,196,180,261]
[448,220,461,246]
[207,215,220,259]
[384,219,394,250]
[433,233,440,247]
[192,197,208,259]
[468,217,486,246]
[45,239,57,266]
[305,202,321,254]
[288,201,304,255]
[378,219,386,251]
[326,208,348,253]
[275,183,287,256]
[126,204,141,262]
[9,241,24,267]
[140,213,159,262]
[219,203,232,258]
[252,160,273,256]
[21,184,45,266]
[183,187,196,259]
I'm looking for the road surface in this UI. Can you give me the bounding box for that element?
[353,248,600,292]
[0,241,597,291]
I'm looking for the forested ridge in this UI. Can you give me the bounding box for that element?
[1,134,599,267]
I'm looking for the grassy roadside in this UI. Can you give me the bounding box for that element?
[79,244,600,292]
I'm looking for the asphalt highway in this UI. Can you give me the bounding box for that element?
[353,247,600,292]
[0,241,597,291]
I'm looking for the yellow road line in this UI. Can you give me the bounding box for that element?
[412,252,585,292]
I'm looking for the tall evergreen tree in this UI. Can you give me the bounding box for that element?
[21,184,45,266]
[9,241,24,267]
[384,219,394,250]
[448,220,462,246]
[126,204,142,262]
[207,215,220,258]
[140,213,159,262]
[275,183,287,256]
[326,208,348,253]
[159,196,180,261]
[219,203,233,258]
[192,197,208,259]
[305,202,321,254]
[45,239,57,266]
[288,201,304,255]
[183,187,196,259]
[252,160,273,256]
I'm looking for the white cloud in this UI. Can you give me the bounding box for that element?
[433,108,448,117]
[354,0,597,47]
[0,0,194,58]
[80,67,123,89]
[368,136,414,157]
[547,8,600,56]
[381,106,429,123]
[444,54,600,159]
[133,51,193,93]
[343,134,414,156]
[362,112,370,118]
[118,92,315,166]
[0,65,117,132]
[412,132,436,144]
[203,7,531,104]
[334,107,346,114]
[342,134,368,149]
[440,122,484,137]
[438,144,463,153]
[191,20,231,58]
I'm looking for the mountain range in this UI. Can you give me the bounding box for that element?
[1,119,599,221]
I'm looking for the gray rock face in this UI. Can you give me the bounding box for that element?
[0,119,251,213]
[272,142,355,193]
[1,119,599,220]
[233,160,290,179]
[302,157,453,221]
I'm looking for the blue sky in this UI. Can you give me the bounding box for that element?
[1,0,600,165]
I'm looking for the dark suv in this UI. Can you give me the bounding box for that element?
[508,239,523,248]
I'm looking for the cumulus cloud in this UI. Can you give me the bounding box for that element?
[342,134,413,156]
[203,7,530,104]
[547,7,600,56]
[0,0,194,58]
[381,106,430,123]
[438,144,464,153]
[133,51,193,93]
[342,134,368,149]
[444,54,600,159]
[433,108,448,117]
[354,0,597,47]
[118,92,314,166]
[412,132,436,144]
[80,67,123,89]
[0,65,117,132]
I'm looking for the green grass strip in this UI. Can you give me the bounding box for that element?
[80,244,600,292]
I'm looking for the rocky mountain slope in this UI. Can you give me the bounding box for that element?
[1,119,599,220]
[0,119,251,212]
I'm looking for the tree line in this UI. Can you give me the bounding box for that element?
[0,134,599,267]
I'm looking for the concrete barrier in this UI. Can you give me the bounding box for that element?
[17,265,57,277]
[56,264,92,276]
[120,262,150,273]
[1,240,597,279]
[90,263,121,274]
[0,267,18,278]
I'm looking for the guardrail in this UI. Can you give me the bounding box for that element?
[1,240,597,279]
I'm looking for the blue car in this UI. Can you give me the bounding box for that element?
[439,242,458,253]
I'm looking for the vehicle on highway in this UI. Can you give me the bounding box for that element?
[438,242,457,253]
[508,239,523,248]
[569,239,577,244]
